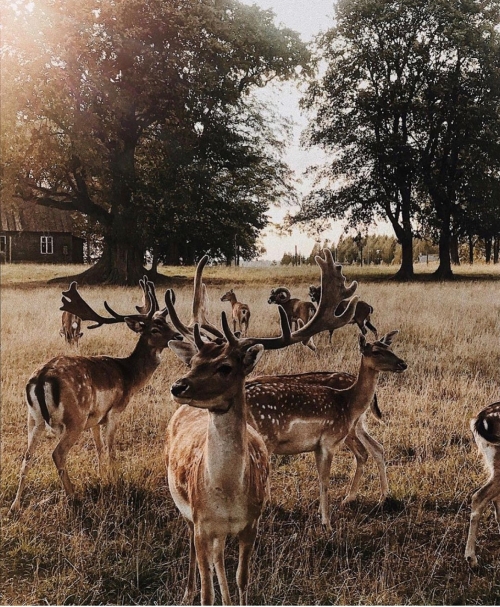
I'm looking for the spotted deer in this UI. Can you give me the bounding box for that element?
[465,401,500,567]
[221,289,251,337]
[60,311,83,346]
[245,331,407,530]
[268,287,317,352]
[309,284,378,342]
[165,250,359,605]
[9,278,182,513]
[248,370,386,505]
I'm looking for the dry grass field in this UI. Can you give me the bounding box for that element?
[1,262,500,605]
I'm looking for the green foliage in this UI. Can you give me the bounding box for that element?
[2,0,310,280]
[294,0,500,280]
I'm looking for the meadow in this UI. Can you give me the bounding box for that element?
[1,261,500,605]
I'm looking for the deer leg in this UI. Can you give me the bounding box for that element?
[91,425,105,476]
[314,445,333,531]
[9,413,46,513]
[237,523,258,606]
[194,529,215,605]
[52,426,82,497]
[182,522,197,605]
[465,480,500,567]
[101,410,121,480]
[342,432,369,504]
[213,536,231,605]
[356,423,388,500]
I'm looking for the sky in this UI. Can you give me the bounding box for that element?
[240,0,342,261]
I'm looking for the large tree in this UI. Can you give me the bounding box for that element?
[291,0,500,280]
[2,0,309,283]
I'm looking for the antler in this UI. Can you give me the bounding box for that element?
[163,255,225,341]
[136,276,159,315]
[166,249,359,352]
[61,281,157,329]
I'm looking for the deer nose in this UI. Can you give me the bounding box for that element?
[267,298,273,304]
[397,361,408,371]
[171,379,190,397]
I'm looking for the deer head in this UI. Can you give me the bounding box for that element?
[309,285,321,303]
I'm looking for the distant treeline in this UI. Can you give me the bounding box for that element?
[280,234,499,266]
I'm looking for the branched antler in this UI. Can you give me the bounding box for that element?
[61,280,159,329]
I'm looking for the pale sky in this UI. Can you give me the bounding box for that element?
[241,0,342,261]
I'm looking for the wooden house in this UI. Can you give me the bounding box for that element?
[0,200,84,264]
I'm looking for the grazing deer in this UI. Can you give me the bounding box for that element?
[245,331,406,530]
[268,287,317,352]
[60,311,83,346]
[309,284,378,342]
[249,370,386,504]
[9,278,182,513]
[465,401,500,567]
[165,250,359,604]
[221,289,251,337]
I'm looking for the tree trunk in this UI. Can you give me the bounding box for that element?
[468,234,474,264]
[392,233,414,281]
[485,237,492,263]
[494,235,499,264]
[433,225,454,279]
[450,233,460,265]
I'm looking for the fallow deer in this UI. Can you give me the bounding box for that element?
[465,401,500,567]
[165,250,359,604]
[221,289,251,337]
[248,370,386,504]
[309,284,378,342]
[60,311,83,346]
[9,278,182,513]
[268,287,317,352]
[245,331,407,530]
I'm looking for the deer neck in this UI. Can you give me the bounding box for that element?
[121,337,162,392]
[348,357,379,421]
[205,383,248,492]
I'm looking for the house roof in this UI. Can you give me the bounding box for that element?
[1,199,82,234]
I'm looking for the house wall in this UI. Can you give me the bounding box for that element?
[0,232,84,263]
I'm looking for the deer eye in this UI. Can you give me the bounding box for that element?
[216,364,232,376]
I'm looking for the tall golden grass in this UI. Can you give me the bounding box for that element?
[1,262,500,604]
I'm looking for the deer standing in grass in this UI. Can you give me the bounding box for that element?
[249,370,386,505]
[221,289,251,337]
[60,311,83,346]
[9,278,181,513]
[245,331,406,530]
[165,250,359,605]
[465,401,500,567]
[309,284,378,342]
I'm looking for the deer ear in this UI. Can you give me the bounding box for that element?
[168,341,197,366]
[242,344,264,375]
[125,317,146,333]
[380,330,399,346]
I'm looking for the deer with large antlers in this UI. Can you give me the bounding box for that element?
[165,250,359,605]
[9,278,181,513]
[465,401,500,567]
[221,289,251,337]
[309,284,378,342]
[248,370,386,505]
[245,331,407,530]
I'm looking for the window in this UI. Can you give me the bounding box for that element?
[0,236,6,253]
[41,236,53,254]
